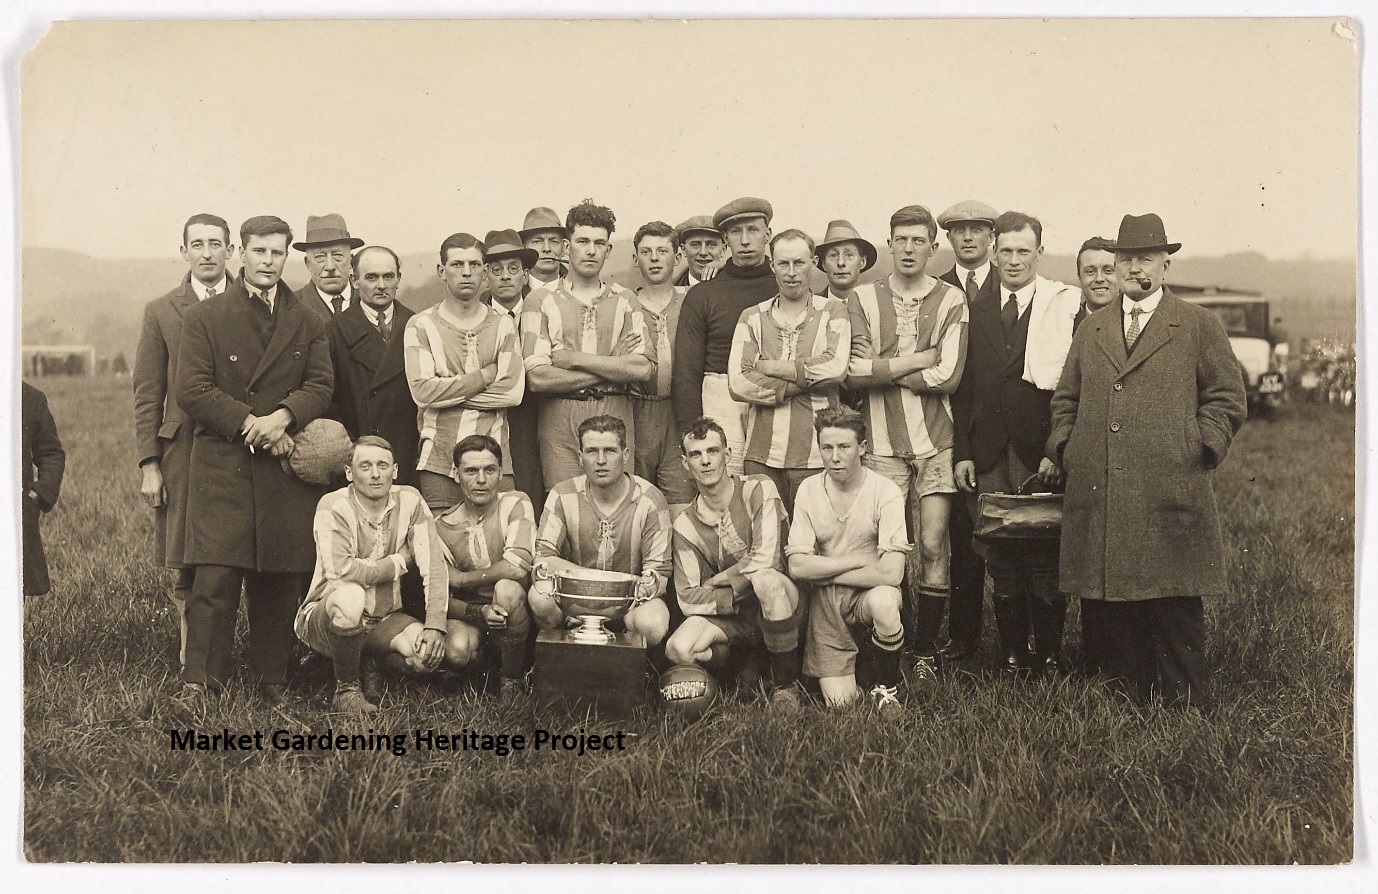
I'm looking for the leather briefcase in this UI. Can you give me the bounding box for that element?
[975,474,1063,540]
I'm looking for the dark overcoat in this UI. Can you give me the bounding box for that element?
[22,382,65,596]
[176,281,334,572]
[299,281,357,325]
[1047,291,1246,601]
[328,301,420,485]
[133,273,217,566]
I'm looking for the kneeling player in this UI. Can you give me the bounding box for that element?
[528,415,672,648]
[786,408,912,714]
[435,435,535,700]
[666,417,802,709]
[295,436,472,713]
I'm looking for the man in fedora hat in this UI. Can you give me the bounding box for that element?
[522,200,653,489]
[1073,236,1121,330]
[672,197,780,478]
[327,245,420,487]
[405,232,525,513]
[952,211,1081,675]
[815,219,877,301]
[294,213,365,324]
[674,215,726,288]
[1048,213,1245,709]
[134,212,236,668]
[174,214,334,711]
[481,229,546,516]
[935,199,1001,665]
[844,204,968,682]
[519,206,569,291]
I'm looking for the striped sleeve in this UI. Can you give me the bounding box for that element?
[727,313,786,406]
[522,291,557,371]
[672,513,733,616]
[917,287,970,393]
[535,488,569,560]
[404,312,494,409]
[639,487,673,599]
[315,494,402,586]
[801,296,851,387]
[845,291,881,384]
[501,492,536,574]
[462,312,525,409]
[739,476,786,577]
[402,491,449,631]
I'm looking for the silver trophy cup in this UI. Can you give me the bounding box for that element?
[550,568,639,643]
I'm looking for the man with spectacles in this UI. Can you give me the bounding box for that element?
[294,213,365,323]
[404,232,525,513]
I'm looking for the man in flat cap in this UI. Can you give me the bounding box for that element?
[1048,213,1244,709]
[673,197,780,478]
[952,211,1080,675]
[935,199,1001,664]
[482,229,547,516]
[1074,236,1121,331]
[815,219,876,302]
[295,213,365,324]
[522,200,653,488]
[844,205,968,682]
[405,232,525,513]
[519,206,569,292]
[674,216,726,288]
[327,245,420,487]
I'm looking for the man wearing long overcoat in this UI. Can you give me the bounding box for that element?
[175,214,334,708]
[1048,213,1245,708]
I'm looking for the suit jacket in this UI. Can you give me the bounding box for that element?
[176,281,334,572]
[133,273,227,566]
[951,274,1054,474]
[1048,291,1246,600]
[328,301,420,485]
[940,263,999,307]
[22,382,65,595]
[299,281,358,325]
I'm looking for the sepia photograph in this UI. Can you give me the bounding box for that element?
[5,6,1365,880]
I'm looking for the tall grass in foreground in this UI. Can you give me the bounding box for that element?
[23,379,1353,863]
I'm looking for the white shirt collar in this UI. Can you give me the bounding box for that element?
[360,301,393,326]
[190,275,228,300]
[955,262,991,290]
[1002,279,1037,313]
[1122,288,1163,315]
[318,283,351,309]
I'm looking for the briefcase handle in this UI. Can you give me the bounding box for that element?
[1016,473,1062,496]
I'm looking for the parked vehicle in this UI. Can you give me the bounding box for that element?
[1178,286,1286,418]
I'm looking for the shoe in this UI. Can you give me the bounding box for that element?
[869,684,903,718]
[332,683,379,714]
[1031,654,1064,676]
[937,640,976,663]
[496,676,526,703]
[259,683,293,706]
[170,682,207,716]
[360,657,384,705]
[768,684,802,714]
[735,664,764,701]
[1003,652,1033,677]
[911,655,938,687]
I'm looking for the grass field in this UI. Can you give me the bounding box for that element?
[22,377,1354,864]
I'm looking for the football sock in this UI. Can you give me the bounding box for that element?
[332,632,363,687]
[870,628,905,688]
[914,585,949,658]
[761,613,801,688]
[498,601,531,680]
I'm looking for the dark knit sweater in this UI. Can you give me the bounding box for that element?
[671,259,779,433]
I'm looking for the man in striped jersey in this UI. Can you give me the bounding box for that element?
[788,408,911,715]
[435,434,535,700]
[405,232,525,513]
[727,228,850,515]
[522,200,654,489]
[666,417,803,709]
[845,204,969,681]
[294,436,464,714]
[630,220,693,513]
[527,415,672,650]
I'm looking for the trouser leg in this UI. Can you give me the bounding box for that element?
[947,492,985,649]
[1149,596,1211,710]
[184,564,243,687]
[173,566,194,668]
[244,571,303,687]
[1026,540,1066,662]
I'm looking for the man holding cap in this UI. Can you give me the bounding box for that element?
[815,219,877,301]
[482,229,547,515]
[295,213,365,324]
[519,206,569,291]
[675,215,726,288]
[935,199,1001,664]
[672,197,780,477]
[1048,213,1244,708]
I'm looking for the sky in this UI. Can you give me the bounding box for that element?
[17,16,1359,261]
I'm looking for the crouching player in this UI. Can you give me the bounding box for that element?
[786,408,912,715]
[435,435,535,700]
[295,436,468,714]
[528,415,672,652]
[666,416,803,710]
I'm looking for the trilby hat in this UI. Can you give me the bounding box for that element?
[1114,213,1181,254]
[518,207,567,241]
[292,213,365,251]
[482,229,539,269]
[814,220,877,273]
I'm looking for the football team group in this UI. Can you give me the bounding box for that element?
[130,195,1246,718]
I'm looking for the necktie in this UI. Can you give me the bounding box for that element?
[377,309,389,343]
[965,270,978,302]
[1126,305,1144,350]
[1001,292,1019,335]
[332,295,344,316]
[205,286,216,300]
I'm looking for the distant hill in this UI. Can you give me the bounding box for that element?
[21,244,1356,366]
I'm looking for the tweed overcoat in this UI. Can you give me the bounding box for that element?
[1047,290,1246,601]
[176,281,334,572]
[327,300,420,485]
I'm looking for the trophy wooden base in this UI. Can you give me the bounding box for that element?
[532,628,649,719]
